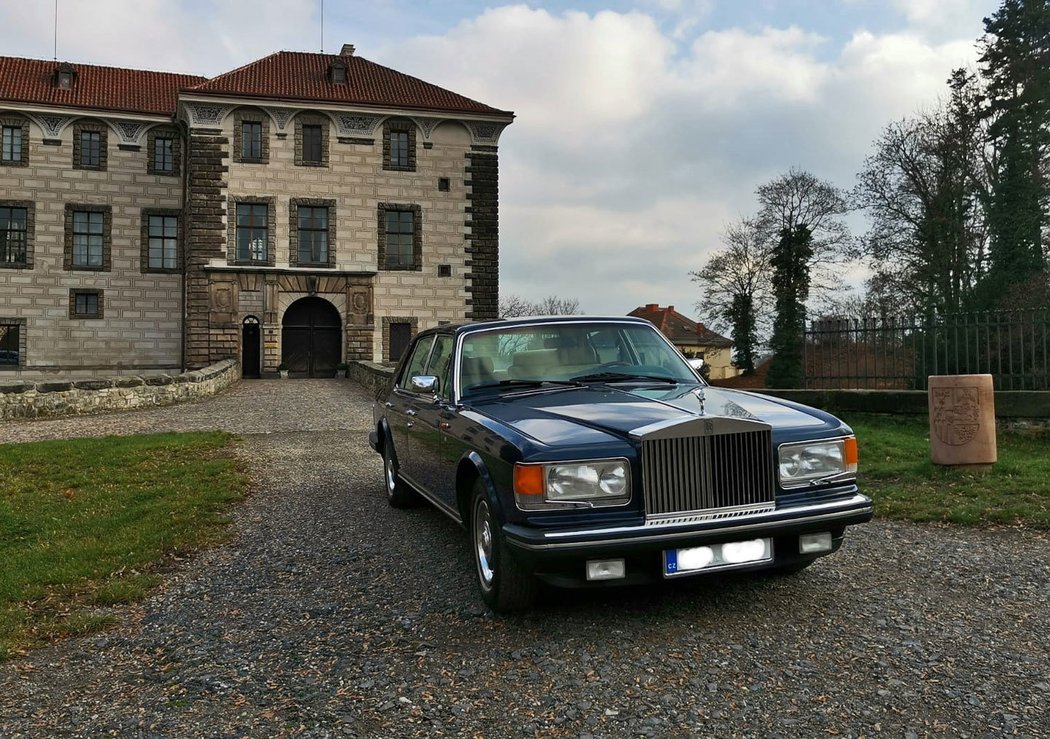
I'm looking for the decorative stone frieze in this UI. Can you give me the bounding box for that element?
[336,114,381,136]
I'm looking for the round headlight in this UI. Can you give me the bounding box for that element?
[599,465,627,496]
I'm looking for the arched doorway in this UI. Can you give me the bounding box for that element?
[282,297,341,377]
[242,315,261,378]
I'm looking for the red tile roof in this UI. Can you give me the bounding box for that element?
[190,51,512,116]
[628,304,733,347]
[0,56,205,116]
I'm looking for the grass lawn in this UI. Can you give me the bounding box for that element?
[847,413,1050,529]
[0,432,247,661]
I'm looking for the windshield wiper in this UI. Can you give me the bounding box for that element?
[570,371,679,384]
[467,379,582,392]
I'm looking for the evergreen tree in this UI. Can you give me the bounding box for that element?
[766,226,814,388]
[976,0,1050,307]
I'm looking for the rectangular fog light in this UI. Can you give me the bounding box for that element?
[799,531,833,554]
[586,559,626,581]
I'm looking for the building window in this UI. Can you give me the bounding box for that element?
[382,119,416,172]
[73,122,107,170]
[53,63,76,89]
[72,211,104,267]
[242,121,262,160]
[298,206,328,264]
[0,319,24,367]
[289,198,336,268]
[378,203,421,270]
[147,127,180,176]
[0,118,28,166]
[236,202,269,263]
[390,131,409,167]
[303,125,322,164]
[233,111,269,164]
[69,289,103,319]
[2,126,22,163]
[64,204,110,271]
[328,61,347,84]
[154,137,174,172]
[143,211,179,272]
[0,206,28,267]
[294,115,328,167]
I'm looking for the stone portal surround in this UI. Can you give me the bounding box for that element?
[0,359,239,421]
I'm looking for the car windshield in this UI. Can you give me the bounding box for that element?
[458,322,700,395]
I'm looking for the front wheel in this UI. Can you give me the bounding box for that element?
[383,439,419,508]
[471,482,537,612]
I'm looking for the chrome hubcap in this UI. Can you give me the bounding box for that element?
[385,454,396,495]
[475,500,495,587]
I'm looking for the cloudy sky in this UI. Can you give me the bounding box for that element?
[1,0,998,320]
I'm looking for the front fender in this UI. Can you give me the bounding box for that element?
[457,450,508,526]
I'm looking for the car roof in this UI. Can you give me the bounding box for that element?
[416,315,654,339]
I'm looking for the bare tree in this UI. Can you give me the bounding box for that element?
[498,295,583,318]
[853,70,991,315]
[691,218,773,373]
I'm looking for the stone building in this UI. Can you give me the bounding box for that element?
[0,45,512,378]
[627,303,738,380]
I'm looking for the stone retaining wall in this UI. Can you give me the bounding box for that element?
[0,359,240,421]
[347,361,394,400]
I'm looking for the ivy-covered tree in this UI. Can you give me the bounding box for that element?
[766,226,814,388]
[975,0,1050,307]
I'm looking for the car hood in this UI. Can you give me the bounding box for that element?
[472,385,829,447]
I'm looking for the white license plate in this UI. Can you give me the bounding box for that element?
[664,538,773,577]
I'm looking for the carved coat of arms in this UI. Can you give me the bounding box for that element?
[931,386,981,446]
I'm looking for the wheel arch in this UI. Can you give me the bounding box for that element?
[456,451,504,525]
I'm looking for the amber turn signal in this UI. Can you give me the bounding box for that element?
[513,464,545,496]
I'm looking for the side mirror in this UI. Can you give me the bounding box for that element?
[410,375,439,395]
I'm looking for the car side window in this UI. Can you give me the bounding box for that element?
[397,335,434,390]
[426,335,454,400]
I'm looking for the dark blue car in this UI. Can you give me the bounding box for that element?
[370,316,872,611]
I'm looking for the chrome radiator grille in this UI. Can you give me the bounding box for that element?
[640,427,775,522]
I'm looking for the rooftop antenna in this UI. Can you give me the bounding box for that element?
[53,0,58,60]
[320,0,324,52]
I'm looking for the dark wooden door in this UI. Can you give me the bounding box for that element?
[281,297,342,377]
[242,316,261,378]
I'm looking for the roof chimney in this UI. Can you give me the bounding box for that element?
[645,303,658,311]
[340,43,355,57]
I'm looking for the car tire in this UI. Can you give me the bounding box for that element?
[382,438,419,508]
[471,481,537,612]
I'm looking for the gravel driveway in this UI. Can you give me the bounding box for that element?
[1,379,1048,737]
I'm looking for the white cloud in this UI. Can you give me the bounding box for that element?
[0,1,995,319]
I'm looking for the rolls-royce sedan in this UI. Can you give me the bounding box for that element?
[369,316,872,611]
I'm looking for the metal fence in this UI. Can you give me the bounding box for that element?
[803,309,1050,391]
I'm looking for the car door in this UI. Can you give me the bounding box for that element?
[387,334,435,487]
[409,334,460,510]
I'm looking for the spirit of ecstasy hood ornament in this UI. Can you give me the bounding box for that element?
[693,386,706,416]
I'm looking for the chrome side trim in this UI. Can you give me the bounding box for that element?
[399,472,463,525]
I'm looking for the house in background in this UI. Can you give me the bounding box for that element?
[0,45,512,379]
[627,303,738,380]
